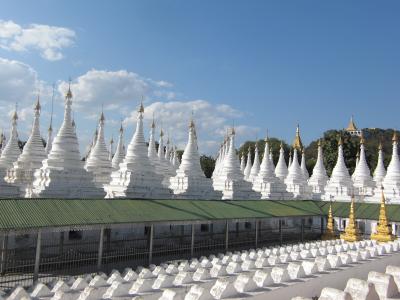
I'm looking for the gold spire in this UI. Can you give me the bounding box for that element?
[66,79,72,99]
[138,100,144,113]
[338,135,343,146]
[346,115,358,131]
[393,131,398,143]
[292,124,303,150]
[360,131,365,144]
[322,203,337,240]
[340,196,362,242]
[371,188,395,242]
[35,94,41,112]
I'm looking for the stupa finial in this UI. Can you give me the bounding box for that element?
[340,196,362,242]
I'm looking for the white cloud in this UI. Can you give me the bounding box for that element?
[0,20,75,61]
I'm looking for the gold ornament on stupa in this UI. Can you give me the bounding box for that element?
[371,188,395,242]
[292,124,303,150]
[322,203,336,240]
[340,196,362,242]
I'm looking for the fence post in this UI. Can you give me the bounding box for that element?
[225,221,229,251]
[33,230,42,283]
[190,224,195,258]
[0,233,8,275]
[279,219,283,245]
[255,220,259,248]
[59,232,64,256]
[320,216,324,236]
[148,225,154,265]
[301,219,304,242]
[97,227,104,271]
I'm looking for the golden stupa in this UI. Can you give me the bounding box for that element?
[340,196,362,242]
[322,203,337,240]
[346,115,358,132]
[292,124,303,150]
[371,189,395,242]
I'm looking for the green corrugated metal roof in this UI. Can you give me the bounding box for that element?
[1,199,399,232]
[0,199,322,231]
[316,201,400,222]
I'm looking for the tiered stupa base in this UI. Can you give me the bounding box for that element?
[324,183,354,201]
[214,178,261,200]
[381,184,400,204]
[169,176,222,200]
[285,184,312,200]
[31,168,106,199]
[106,170,172,199]
[252,180,292,200]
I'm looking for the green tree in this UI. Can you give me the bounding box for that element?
[200,155,216,178]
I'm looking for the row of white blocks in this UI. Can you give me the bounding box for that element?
[293,264,400,300]
[5,239,400,300]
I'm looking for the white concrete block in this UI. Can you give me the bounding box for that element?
[271,267,291,283]
[152,274,175,289]
[103,281,131,298]
[368,271,399,299]
[210,264,228,278]
[106,272,123,285]
[253,270,273,287]
[193,267,211,281]
[268,255,279,266]
[184,284,213,300]
[139,268,156,279]
[129,278,156,294]
[360,249,371,260]
[210,278,238,299]
[300,250,312,259]
[280,253,292,263]
[30,283,52,298]
[287,262,306,280]
[386,265,400,290]
[230,254,242,263]
[344,278,379,300]
[124,269,139,282]
[88,275,108,288]
[159,289,184,300]
[173,272,193,286]
[241,259,256,271]
[339,253,351,265]
[383,243,393,253]
[327,254,343,268]
[315,257,331,272]
[51,281,70,293]
[166,264,179,275]
[226,262,242,275]
[71,278,88,291]
[301,261,318,275]
[153,266,167,276]
[255,257,270,268]
[290,252,300,261]
[318,287,352,300]
[234,274,258,293]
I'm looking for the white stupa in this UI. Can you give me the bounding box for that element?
[300,149,309,179]
[6,97,47,196]
[169,119,221,199]
[252,137,291,200]
[213,129,261,200]
[284,149,311,199]
[212,142,225,181]
[156,129,176,186]
[240,154,245,172]
[108,136,114,161]
[373,142,386,187]
[0,108,22,198]
[112,124,125,170]
[308,140,329,199]
[243,147,252,181]
[31,85,105,199]
[105,103,171,199]
[288,151,292,168]
[45,118,53,154]
[171,147,180,170]
[275,142,288,181]
[0,109,21,169]
[84,112,112,188]
[324,136,354,201]
[269,149,275,168]
[249,143,260,182]
[382,132,400,202]
[352,133,375,197]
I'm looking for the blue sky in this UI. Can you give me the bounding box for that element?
[0,1,399,154]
